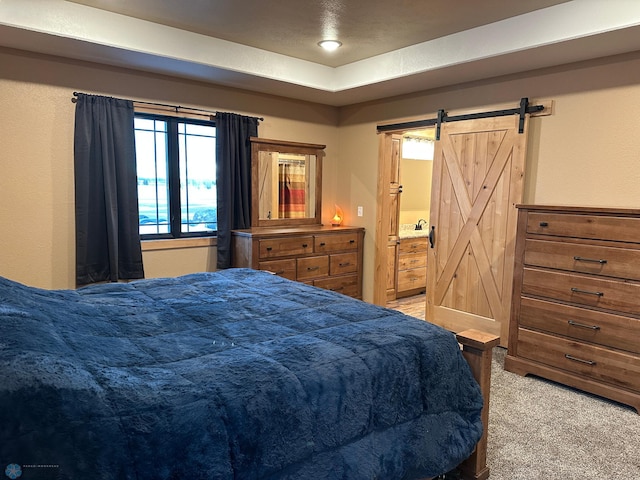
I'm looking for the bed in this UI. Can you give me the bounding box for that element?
[0,268,497,480]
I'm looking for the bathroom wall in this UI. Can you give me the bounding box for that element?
[398,158,433,227]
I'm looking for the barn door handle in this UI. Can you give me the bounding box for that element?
[428,226,436,248]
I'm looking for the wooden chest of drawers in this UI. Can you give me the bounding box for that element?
[231,225,365,299]
[396,237,428,298]
[504,205,640,413]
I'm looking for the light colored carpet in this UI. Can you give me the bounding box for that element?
[487,347,640,479]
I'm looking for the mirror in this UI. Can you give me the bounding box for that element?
[257,151,318,220]
[251,137,324,227]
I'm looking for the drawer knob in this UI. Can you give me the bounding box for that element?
[338,262,351,267]
[302,243,308,248]
[568,320,600,331]
[349,239,355,244]
[539,221,549,227]
[570,287,603,297]
[266,247,273,251]
[573,256,607,265]
[564,354,596,366]
[320,242,326,246]
[307,266,320,271]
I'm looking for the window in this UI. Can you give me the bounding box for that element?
[401,135,435,161]
[135,114,217,238]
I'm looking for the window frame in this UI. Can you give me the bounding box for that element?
[135,112,218,240]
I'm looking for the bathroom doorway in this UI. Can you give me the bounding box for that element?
[392,130,435,308]
[371,128,435,311]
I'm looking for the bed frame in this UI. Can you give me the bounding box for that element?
[451,329,500,480]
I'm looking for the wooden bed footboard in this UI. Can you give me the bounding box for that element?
[455,329,500,480]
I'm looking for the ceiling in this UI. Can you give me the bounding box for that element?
[68,0,571,68]
[2,0,640,106]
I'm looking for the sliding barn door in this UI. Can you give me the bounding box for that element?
[426,115,529,346]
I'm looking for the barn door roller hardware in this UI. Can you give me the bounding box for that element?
[377,97,544,139]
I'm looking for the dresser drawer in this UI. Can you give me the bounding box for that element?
[399,237,428,254]
[519,297,640,354]
[259,236,313,258]
[297,256,329,280]
[522,267,640,316]
[314,274,359,297]
[257,259,296,280]
[398,252,427,270]
[517,328,640,392]
[523,239,640,281]
[397,267,427,292]
[526,212,640,243]
[314,233,359,253]
[329,252,358,275]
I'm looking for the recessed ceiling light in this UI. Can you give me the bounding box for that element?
[318,40,342,51]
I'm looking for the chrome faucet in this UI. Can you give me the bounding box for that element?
[415,219,427,230]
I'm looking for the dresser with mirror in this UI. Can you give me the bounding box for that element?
[231,138,365,299]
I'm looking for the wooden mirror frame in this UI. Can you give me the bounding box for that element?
[251,137,325,227]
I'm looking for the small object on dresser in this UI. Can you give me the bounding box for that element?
[331,205,343,226]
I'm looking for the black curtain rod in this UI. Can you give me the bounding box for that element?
[71,92,264,121]
[377,98,543,137]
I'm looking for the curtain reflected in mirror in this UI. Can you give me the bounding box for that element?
[259,151,316,220]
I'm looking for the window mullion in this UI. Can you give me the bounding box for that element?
[167,120,181,237]
[182,123,190,233]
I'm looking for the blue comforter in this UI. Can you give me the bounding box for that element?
[0,269,483,479]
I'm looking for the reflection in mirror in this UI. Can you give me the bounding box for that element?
[251,137,325,227]
[258,151,317,220]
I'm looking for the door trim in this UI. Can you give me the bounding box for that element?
[373,133,393,305]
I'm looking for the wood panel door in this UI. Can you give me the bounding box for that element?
[373,133,402,304]
[426,115,529,346]
[387,135,402,300]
